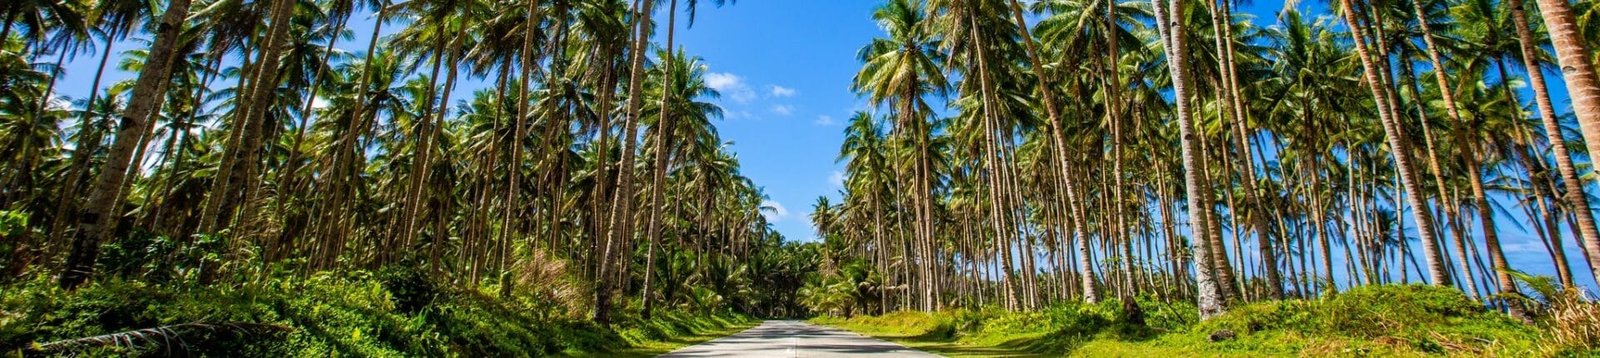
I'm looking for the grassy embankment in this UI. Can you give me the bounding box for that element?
[0,268,755,356]
[814,285,1599,357]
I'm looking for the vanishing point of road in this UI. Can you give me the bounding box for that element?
[661,320,938,357]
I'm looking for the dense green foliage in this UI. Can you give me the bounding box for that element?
[6,0,1600,353]
[0,267,754,356]
[818,0,1600,327]
[817,285,1594,356]
[0,0,843,353]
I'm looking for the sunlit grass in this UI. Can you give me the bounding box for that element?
[814,285,1590,357]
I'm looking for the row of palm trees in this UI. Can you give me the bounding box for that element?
[814,0,1600,319]
[0,0,804,321]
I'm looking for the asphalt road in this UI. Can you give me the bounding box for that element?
[660,320,939,357]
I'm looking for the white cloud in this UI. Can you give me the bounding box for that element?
[770,104,795,116]
[814,115,835,126]
[762,200,789,222]
[706,72,756,103]
[770,85,797,98]
[725,110,754,120]
[1501,240,1546,253]
[828,170,845,188]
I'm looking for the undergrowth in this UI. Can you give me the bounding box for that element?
[815,285,1597,357]
[0,269,751,356]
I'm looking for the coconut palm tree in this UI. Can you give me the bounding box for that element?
[60,0,197,289]
[854,0,948,310]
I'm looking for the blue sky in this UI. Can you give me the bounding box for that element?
[646,0,884,244]
[46,0,1596,290]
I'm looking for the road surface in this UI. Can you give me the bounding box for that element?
[660,320,938,357]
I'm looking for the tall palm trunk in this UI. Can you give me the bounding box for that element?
[278,12,355,247]
[596,0,657,324]
[642,0,680,319]
[1406,0,1487,294]
[1004,0,1098,305]
[1337,0,1448,286]
[314,3,386,264]
[1213,0,1282,300]
[1530,0,1600,180]
[60,0,194,289]
[199,0,296,235]
[52,27,125,241]
[1152,0,1223,319]
[1400,57,1476,294]
[1513,0,1600,290]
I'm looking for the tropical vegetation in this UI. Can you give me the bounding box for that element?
[0,0,831,354]
[4,0,1600,354]
[809,0,1600,354]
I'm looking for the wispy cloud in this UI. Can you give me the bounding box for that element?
[707,72,756,103]
[828,170,845,188]
[771,104,795,116]
[770,85,798,98]
[762,200,789,222]
[814,115,835,126]
[725,110,755,120]
[1501,240,1546,253]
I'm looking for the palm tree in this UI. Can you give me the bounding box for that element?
[1150,0,1224,319]
[60,0,196,289]
[642,48,723,318]
[1336,0,1449,286]
[1511,0,1600,290]
[596,0,661,324]
[1530,0,1600,182]
[854,0,947,310]
[839,110,893,313]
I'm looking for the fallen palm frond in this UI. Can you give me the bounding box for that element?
[26,322,291,355]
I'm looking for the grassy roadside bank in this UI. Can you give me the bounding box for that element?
[0,270,756,356]
[813,285,1598,357]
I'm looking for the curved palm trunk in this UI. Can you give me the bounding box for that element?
[1337,0,1448,286]
[1004,0,1098,305]
[1405,0,1488,296]
[1530,0,1600,182]
[275,13,356,251]
[1206,0,1282,300]
[199,0,297,239]
[59,0,194,289]
[51,27,125,240]
[1513,0,1600,291]
[312,3,387,269]
[1197,133,1239,301]
[398,28,454,261]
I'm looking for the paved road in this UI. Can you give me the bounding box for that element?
[660,320,938,357]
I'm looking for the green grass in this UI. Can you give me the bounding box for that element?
[0,271,756,356]
[814,285,1591,357]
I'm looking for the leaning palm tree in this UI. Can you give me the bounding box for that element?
[1335,0,1449,286]
[60,0,196,289]
[595,0,663,325]
[1529,0,1600,182]
[1515,0,1600,291]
